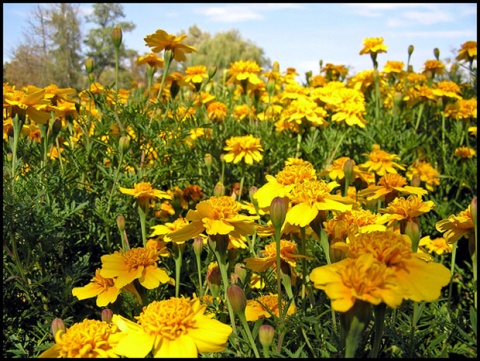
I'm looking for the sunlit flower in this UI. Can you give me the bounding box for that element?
[329,87,368,128]
[432,80,462,100]
[100,247,171,290]
[348,69,375,93]
[379,195,435,227]
[72,269,130,307]
[233,104,256,122]
[119,182,171,210]
[406,159,441,192]
[149,217,191,244]
[468,126,477,137]
[358,144,406,176]
[422,60,446,78]
[135,52,165,71]
[321,63,349,81]
[144,29,196,62]
[168,196,259,243]
[445,98,477,121]
[280,96,329,129]
[285,179,356,228]
[454,146,476,158]
[357,173,428,202]
[383,60,405,76]
[419,236,452,255]
[253,161,317,210]
[113,296,232,358]
[227,60,263,89]
[436,205,474,244]
[245,294,296,321]
[3,85,51,124]
[456,41,477,63]
[39,319,124,358]
[184,65,209,91]
[223,135,264,165]
[207,101,228,123]
[319,156,373,184]
[359,37,388,56]
[244,239,310,273]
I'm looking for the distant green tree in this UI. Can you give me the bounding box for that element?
[173,25,271,78]
[83,3,137,88]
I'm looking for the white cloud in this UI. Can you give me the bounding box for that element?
[344,3,436,17]
[387,30,476,39]
[197,3,304,23]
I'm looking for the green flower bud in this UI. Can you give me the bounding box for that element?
[101,309,113,323]
[51,318,66,337]
[226,284,246,315]
[259,324,275,347]
[270,196,288,229]
[111,26,123,49]
[85,58,94,74]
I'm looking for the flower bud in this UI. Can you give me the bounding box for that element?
[226,284,246,315]
[101,309,113,323]
[116,215,126,232]
[272,61,280,73]
[343,158,355,182]
[266,78,276,96]
[193,236,204,256]
[408,45,415,57]
[471,197,477,228]
[206,262,222,298]
[51,318,66,337]
[232,263,247,284]
[404,219,421,252]
[204,153,212,168]
[258,324,275,347]
[52,117,63,138]
[111,26,123,49]
[119,135,130,154]
[270,196,288,229]
[208,65,217,79]
[410,173,421,188]
[213,182,225,197]
[85,58,94,74]
[433,47,440,60]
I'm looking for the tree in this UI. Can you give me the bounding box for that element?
[174,25,271,77]
[83,3,137,87]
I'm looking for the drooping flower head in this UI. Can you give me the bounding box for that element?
[144,29,196,62]
[39,319,124,358]
[419,236,452,255]
[72,268,123,307]
[168,196,259,244]
[112,296,232,358]
[119,182,172,212]
[135,52,165,72]
[436,205,474,244]
[454,146,476,159]
[357,173,427,203]
[223,134,264,165]
[456,40,477,64]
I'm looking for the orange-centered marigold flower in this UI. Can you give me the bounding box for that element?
[112,296,232,358]
[227,60,263,87]
[72,268,123,307]
[359,144,406,176]
[357,173,428,202]
[168,196,259,243]
[436,205,474,244]
[223,134,264,165]
[39,319,124,358]
[119,182,171,210]
[144,29,196,62]
[359,37,388,56]
[245,294,296,321]
[456,40,477,63]
[100,247,171,290]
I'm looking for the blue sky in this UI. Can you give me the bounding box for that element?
[3,3,477,79]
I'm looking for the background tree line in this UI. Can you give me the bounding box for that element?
[3,3,270,90]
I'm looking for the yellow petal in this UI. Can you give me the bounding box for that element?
[187,317,232,353]
[114,330,154,358]
[71,283,103,300]
[154,335,198,358]
[286,203,318,227]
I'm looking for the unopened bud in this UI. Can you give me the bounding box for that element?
[343,158,355,182]
[213,182,225,197]
[433,48,440,60]
[101,309,113,323]
[233,263,247,284]
[170,80,180,99]
[119,135,130,154]
[259,324,275,347]
[111,26,123,49]
[408,45,415,57]
[204,153,212,168]
[272,61,280,73]
[266,79,276,95]
[208,65,217,79]
[85,58,94,74]
[206,262,222,298]
[404,219,421,252]
[226,284,246,315]
[270,196,288,229]
[51,318,66,337]
[410,173,421,188]
[471,197,477,228]
[52,117,62,138]
[116,215,126,232]
[193,236,204,256]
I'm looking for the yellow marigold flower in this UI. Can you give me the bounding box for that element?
[311,74,327,87]
[112,296,232,358]
[456,40,477,63]
[244,239,310,273]
[359,37,388,56]
[284,157,309,166]
[436,205,474,244]
[319,156,371,184]
[468,126,477,137]
[281,96,328,129]
[253,161,317,210]
[359,144,406,176]
[406,159,441,192]
[280,82,310,102]
[184,65,209,91]
[422,59,446,77]
[168,196,259,243]
[223,134,264,165]
[419,236,452,255]
[330,88,368,128]
[144,29,196,62]
[321,63,349,81]
[135,52,164,70]
[454,146,476,158]
[347,70,375,93]
[245,294,296,321]
[327,230,451,304]
[357,173,428,202]
[119,182,171,210]
[227,60,263,87]
[207,101,228,123]
[286,179,357,228]
[100,247,171,290]
[310,253,404,312]
[3,85,51,124]
[432,80,462,100]
[149,217,190,244]
[379,195,435,227]
[383,60,405,75]
[233,103,256,122]
[39,319,124,358]
[445,98,477,121]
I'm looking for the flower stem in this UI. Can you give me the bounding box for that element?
[238,313,260,358]
[448,241,458,304]
[138,205,148,247]
[173,243,184,298]
[369,303,386,358]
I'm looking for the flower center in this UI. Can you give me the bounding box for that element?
[123,248,159,270]
[289,180,331,205]
[209,196,241,219]
[275,163,317,186]
[136,298,197,340]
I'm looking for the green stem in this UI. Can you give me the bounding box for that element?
[448,242,458,304]
[173,243,184,298]
[369,303,386,358]
[138,205,148,247]
[300,227,307,301]
[414,103,424,132]
[238,313,260,358]
[195,251,204,298]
